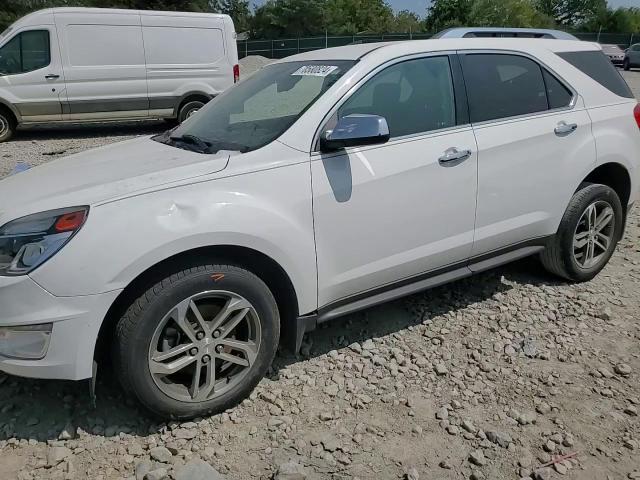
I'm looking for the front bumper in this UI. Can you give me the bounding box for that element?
[0,275,120,380]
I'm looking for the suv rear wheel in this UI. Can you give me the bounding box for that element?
[113,262,280,419]
[623,58,631,71]
[0,108,16,143]
[541,184,623,282]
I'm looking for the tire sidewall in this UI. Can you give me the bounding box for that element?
[0,111,15,143]
[178,101,205,124]
[124,267,279,419]
[559,185,623,281]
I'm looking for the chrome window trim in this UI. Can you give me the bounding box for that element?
[311,50,461,153]
[456,49,579,128]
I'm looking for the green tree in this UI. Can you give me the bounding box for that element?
[393,9,422,33]
[535,0,605,27]
[424,0,472,31]
[210,0,251,31]
[250,0,326,38]
[325,0,395,35]
[582,6,640,33]
[469,0,555,28]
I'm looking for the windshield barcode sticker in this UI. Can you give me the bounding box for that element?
[292,65,339,77]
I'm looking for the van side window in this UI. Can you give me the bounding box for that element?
[461,53,550,123]
[338,56,456,138]
[0,30,50,75]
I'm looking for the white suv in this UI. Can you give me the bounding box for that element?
[0,38,638,419]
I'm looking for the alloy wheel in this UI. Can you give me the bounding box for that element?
[148,291,261,403]
[0,115,8,138]
[572,200,615,269]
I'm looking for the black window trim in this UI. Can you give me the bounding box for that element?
[0,28,51,75]
[311,50,471,154]
[457,49,578,128]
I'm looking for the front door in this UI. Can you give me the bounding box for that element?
[312,54,478,308]
[0,26,64,122]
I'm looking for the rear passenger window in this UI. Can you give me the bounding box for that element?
[461,54,548,123]
[338,56,456,138]
[542,69,573,108]
[557,51,633,98]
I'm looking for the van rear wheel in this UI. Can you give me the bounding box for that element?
[0,109,16,143]
[178,100,206,124]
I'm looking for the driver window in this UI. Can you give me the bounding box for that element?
[0,30,50,75]
[337,56,456,138]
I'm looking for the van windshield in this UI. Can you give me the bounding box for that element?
[155,60,355,154]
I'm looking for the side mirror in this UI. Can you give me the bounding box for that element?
[320,114,390,152]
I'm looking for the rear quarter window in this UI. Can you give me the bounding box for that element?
[558,51,633,98]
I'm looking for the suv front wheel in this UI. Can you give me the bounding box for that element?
[114,262,280,419]
[0,108,16,143]
[541,183,623,282]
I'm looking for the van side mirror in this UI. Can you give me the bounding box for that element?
[320,114,390,152]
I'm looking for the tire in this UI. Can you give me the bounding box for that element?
[177,100,206,124]
[623,58,630,71]
[540,183,623,282]
[113,262,280,419]
[0,108,16,143]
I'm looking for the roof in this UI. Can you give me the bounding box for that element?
[433,27,578,40]
[280,38,599,62]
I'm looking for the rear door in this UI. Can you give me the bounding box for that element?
[629,44,640,66]
[0,26,64,121]
[56,12,148,120]
[459,51,596,258]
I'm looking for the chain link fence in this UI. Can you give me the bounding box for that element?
[237,31,639,59]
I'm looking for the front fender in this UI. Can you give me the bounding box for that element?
[30,161,317,315]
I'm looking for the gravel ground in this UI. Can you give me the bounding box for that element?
[0,72,638,480]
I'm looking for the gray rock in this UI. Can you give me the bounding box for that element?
[149,446,173,463]
[435,407,448,420]
[175,459,226,480]
[274,461,307,480]
[469,449,486,466]
[144,468,168,480]
[615,363,632,376]
[58,422,76,440]
[522,336,538,358]
[486,430,512,448]
[135,460,153,480]
[533,467,552,480]
[47,446,72,467]
[404,466,419,480]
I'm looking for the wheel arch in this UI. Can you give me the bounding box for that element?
[94,244,300,367]
[579,162,632,238]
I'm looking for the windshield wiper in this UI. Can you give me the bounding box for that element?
[168,133,212,153]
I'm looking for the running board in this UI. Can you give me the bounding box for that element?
[290,242,547,352]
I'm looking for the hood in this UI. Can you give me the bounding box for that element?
[0,136,230,225]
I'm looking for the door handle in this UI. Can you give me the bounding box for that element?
[44,74,60,80]
[554,121,577,135]
[438,147,472,166]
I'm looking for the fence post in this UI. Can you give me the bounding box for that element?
[631,33,634,48]
[245,40,248,58]
[271,39,274,58]
[325,30,328,49]
[297,37,300,54]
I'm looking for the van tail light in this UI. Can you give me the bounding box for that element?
[233,64,240,83]
[634,103,640,130]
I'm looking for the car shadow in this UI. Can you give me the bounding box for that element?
[0,256,567,442]
[14,121,168,142]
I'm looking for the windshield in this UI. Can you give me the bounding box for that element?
[156,60,355,154]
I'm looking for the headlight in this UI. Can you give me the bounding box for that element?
[0,324,52,359]
[0,207,88,276]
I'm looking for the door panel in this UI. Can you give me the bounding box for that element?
[471,109,596,255]
[0,27,65,122]
[55,13,148,120]
[312,128,478,307]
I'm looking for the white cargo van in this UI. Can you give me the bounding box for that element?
[0,8,239,142]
